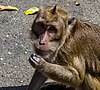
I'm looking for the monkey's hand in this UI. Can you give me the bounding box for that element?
[29,54,45,68]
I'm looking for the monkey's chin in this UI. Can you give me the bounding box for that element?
[35,48,52,59]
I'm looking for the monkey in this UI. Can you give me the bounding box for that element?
[28,5,100,90]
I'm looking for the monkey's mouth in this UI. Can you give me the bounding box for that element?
[35,48,46,53]
[35,47,51,56]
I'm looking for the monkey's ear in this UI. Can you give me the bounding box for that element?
[51,5,57,14]
[67,17,76,31]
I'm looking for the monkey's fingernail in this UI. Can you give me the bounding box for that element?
[33,53,36,56]
[32,55,40,62]
[36,58,40,62]
[33,56,37,60]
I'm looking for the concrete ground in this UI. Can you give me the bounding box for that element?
[0,0,100,88]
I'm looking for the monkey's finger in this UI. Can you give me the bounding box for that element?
[29,57,38,67]
[30,56,38,64]
[33,53,41,58]
[31,54,41,63]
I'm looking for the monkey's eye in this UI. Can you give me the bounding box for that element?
[33,22,46,36]
[47,25,57,33]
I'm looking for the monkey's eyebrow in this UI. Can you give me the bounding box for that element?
[47,25,56,29]
[46,25,58,33]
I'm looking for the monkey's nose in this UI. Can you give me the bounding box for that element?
[39,41,45,45]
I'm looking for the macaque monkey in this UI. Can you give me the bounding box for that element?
[27,5,100,90]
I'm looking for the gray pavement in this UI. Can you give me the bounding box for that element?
[0,0,100,88]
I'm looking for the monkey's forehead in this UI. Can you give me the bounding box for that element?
[40,6,68,16]
[38,6,68,23]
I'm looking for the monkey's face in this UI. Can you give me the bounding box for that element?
[32,20,63,59]
[31,6,68,60]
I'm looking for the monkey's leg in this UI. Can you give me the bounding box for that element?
[27,70,47,90]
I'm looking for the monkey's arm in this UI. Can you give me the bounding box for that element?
[29,54,85,87]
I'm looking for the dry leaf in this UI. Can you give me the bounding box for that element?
[25,6,39,15]
[0,5,18,11]
[74,1,80,6]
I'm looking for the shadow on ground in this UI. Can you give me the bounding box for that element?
[0,83,75,90]
[0,85,27,90]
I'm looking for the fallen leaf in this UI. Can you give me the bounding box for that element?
[74,1,80,6]
[0,5,19,11]
[25,6,39,15]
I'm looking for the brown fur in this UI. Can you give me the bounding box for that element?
[57,19,100,89]
[29,6,100,90]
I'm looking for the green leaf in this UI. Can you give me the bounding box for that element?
[25,6,39,15]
